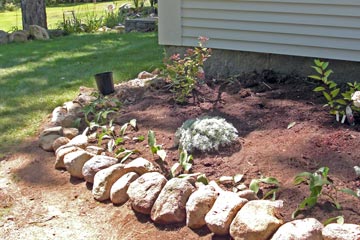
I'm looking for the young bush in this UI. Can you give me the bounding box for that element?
[175,116,238,153]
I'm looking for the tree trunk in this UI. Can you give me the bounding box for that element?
[21,0,47,30]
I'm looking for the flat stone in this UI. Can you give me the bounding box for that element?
[61,114,78,128]
[62,128,79,139]
[65,134,88,149]
[55,146,81,169]
[52,137,70,152]
[205,191,248,235]
[64,150,94,179]
[82,155,118,183]
[151,178,195,224]
[322,223,360,240]
[271,218,323,240]
[110,172,139,205]
[230,200,284,240]
[39,134,61,152]
[85,146,103,155]
[40,126,63,137]
[127,172,167,215]
[186,185,218,229]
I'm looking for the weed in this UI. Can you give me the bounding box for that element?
[147,130,166,161]
[249,177,280,200]
[170,150,193,178]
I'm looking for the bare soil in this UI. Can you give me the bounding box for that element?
[1,73,359,240]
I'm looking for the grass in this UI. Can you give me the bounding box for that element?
[0,1,129,31]
[0,32,164,153]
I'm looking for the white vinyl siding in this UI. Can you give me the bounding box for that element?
[158,0,360,62]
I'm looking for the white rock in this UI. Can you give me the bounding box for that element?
[63,150,94,179]
[110,172,139,205]
[65,134,88,149]
[85,146,103,155]
[55,146,81,169]
[271,218,323,240]
[323,223,360,240]
[82,155,118,183]
[237,189,258,201]
[51,107,67,125]
[230,200,284,240]
[40,126,63,137]
[186,185,218,229]
[127,172,167,214]
[205,191,248,235]
[151,178,195,224]
[63,101,82,115]
[52,137,70,152]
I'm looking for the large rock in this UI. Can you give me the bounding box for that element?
[62,128,79,139]
[110,172,139,205]
[186,185,218,229]
[55,146,81,169]
[82,155,118,183]
[271,218,323,240]
[322,223,360,240]
[29,25,49,40]
[0,30,9,44]
[40,126,63,137]
[52,136,70,151]
[65,134,88,149]
[230,200,284,240]
[51,107,67,125]
[39,134,61,152]
[205,191,248,235]
[151,177,195,224]
[61,114,78,128]
[63,101,82,115]
[64,150,94,179]
[127,172,167,215]
[9,30,29,43]
[92,158,155,201]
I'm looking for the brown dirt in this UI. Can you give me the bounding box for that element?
[1,73,360,239]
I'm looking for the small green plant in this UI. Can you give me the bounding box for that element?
[147,130,166,161]
[115,147,140,163]
[323,216,344,226]
[249,177,280,200]
[163,36,212,104]
[175,116,238,153]
[170,150,193,178]
[310,59,360,122]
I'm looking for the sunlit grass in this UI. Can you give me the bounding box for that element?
[0,32,163,153]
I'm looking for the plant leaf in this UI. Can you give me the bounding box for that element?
[287,122,296,129]
[170,162,180,178]
[233,174,244,184]
[148,130,156,147]
[115,137,124,145]
[133,135,145,142]
[340,188,360,198]
[260,177,280,186]
[129,119,137,130]
[323,216,344,226]
[313,86,325,92]
[157,149,167,162]
[323,92,332,102]
[120,123,128,136]
[331,88,340,98]
[197,174,209,185]
[249,179,260,194]
[107,139,115,152]
[119,150,134,164]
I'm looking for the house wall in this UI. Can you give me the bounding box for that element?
[158,0,360,82]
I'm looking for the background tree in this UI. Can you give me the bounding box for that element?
[21,0,47,30]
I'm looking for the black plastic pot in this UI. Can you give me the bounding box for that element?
[94,71,115,95]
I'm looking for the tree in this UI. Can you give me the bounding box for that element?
[21,0,47,30]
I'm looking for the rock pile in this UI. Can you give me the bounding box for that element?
[0,25,49,45]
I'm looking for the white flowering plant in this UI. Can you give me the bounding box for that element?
[175,116,238,153]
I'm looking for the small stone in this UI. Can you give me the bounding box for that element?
[151,178,195,224]
[205,191,248,235]
[138,71,154,79]
[62,128,79,139]
[39,134,61,152]
[52,137,70,152]
[64,150,94,179]
[29,25,49,40]
[271,218,323,240]
[322,223,360,240]
[55,146,81,169]
[186,185,218,229]
[127,172,167,215]
[51,107,67,125]
[85,146,103,155]
[237,189,259,201]
[230,200,284,240]
[82,155,118,183]
[110,172,139,205]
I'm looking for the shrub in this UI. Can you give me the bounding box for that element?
[175,116,238,153]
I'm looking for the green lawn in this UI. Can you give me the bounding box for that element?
[0,32,163,155]
[0,1,129,31]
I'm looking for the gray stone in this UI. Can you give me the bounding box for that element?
[82,155,118,183]
[186,185,218,229]
[63,101,82,115]
[125,18,157,33]
[127,172,167,215]
[322,223,360,240]
[64,150,94,179]
[62,128,79,139]
[237,189,259,201]
[40,126,63,137]
[93,159,155,201]
[230,200,284,240]
[51,107,67,125]
[0,30,9,44]
[9,30,29,43]
[61,114,78,128]
[85,146,103,155]
[29,25,49,40]
[55,146,81,169]
[271,218,323,240]
[39,134,61,152]
[205,191,248,235]
[52,137,70,152]
[151,178,195,224]
[110,172,139,205]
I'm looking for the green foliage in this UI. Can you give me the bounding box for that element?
[170,150,193,178]
[163,36,212,104]
[310,59,360,118]
[249,177,280,200]
[147,130,166,161]
[323,216,344,226]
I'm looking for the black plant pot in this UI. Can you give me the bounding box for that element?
[95,71,115,95]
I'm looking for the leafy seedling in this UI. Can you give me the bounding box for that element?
[170,150,193,178]
[323,216,344,226]
[249,177,280,200]
[148,130,166,162]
